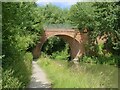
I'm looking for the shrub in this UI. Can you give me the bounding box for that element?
[81,54,119,66]
[51,50,70,60]
[81,56,96,64]
[2,69,22,88]
[2,52,33,88]
[50,44,70,60]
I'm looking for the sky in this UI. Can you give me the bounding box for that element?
[35,0,118,8]
[35,0,81,9]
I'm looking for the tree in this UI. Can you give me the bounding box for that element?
[93,2,120,55]
[37,4,70,25]
[69,2,95,31]
[2,2,44,88]
[2,2,43,58]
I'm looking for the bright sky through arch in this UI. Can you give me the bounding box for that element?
[36,0,81,9]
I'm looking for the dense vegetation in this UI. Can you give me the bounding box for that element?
[0,2,1,58]
[2,1,120,88]
[2,2,43,88]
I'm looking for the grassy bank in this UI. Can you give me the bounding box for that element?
[37,57,118,88]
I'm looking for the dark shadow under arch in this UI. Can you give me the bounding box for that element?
[41,36,71,60]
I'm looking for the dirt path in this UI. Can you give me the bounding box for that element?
[28,61,51,88]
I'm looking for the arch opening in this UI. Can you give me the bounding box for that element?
[41,36,71,61]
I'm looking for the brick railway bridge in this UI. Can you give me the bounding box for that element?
[32,28,88,62]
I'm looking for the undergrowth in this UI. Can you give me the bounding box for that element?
[80,53,120,67]
[2,52,32,88]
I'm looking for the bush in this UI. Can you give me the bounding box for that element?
[2,52,33,88]
[81,56,95,64]
[50,44,70,60]
[51,51,69,60]
[81,54,119,66]
[2,2,43,89]
[41,51,68,60]
[2,69,22,88]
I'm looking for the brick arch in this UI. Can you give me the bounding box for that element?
[56,35,82,59]
[46,33,80,43]
[32,29,88,61]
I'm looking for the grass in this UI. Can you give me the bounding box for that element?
[37,57,118,88]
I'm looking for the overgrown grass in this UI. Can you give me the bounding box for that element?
[37,57,118,88]
[2,52,32,88]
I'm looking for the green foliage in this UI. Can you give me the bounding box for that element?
[2,2,120,88]
[69,2,120,66]
[42,36,66,55]
[38,4,70,24]
[81,54,119,66]
[51,44,70,60]
[40,2,120,66]
[2,69,22,88]
[97,43,104,55]
[81,56,96,64]
[41,36,70,60]
[93,2,120,53]
[2,2,43,88]
[69,2,95,31]
[2,52,33,88]
[69,2,120,56]
[2,2,43,55]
